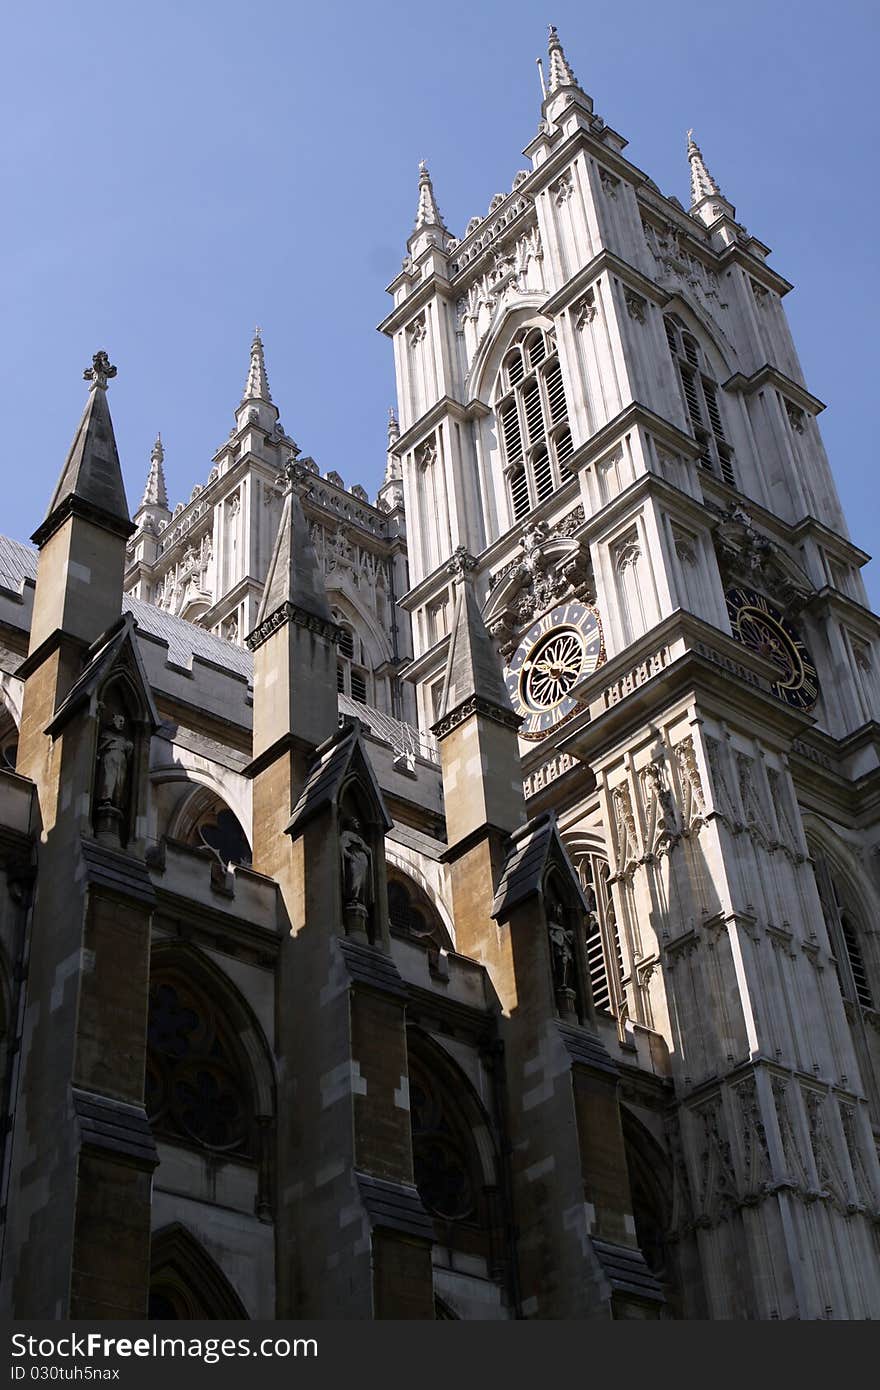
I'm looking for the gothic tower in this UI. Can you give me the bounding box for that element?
[383,26,880,1318]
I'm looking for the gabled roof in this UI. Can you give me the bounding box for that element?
[491,810,588,920]
[285,720,393,838]
[46,610,160,736]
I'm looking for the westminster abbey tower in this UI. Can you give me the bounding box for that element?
[0,27,878,1320]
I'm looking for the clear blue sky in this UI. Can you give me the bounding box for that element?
[2,1,878,606]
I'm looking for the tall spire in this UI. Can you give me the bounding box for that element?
[546,24,579,92]
[687,129,722,206]
[252,456,334,632]
[413,161,448,233]
[243,326,272,403]
[139,433,169,511]
[33,351,132,547]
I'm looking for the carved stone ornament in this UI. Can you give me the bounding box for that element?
[446,546,478,579]
[574,287,597,330]
[711,502,814,615]
[484,517,593,657]
[624,289,647,323]
[83,350,117,390]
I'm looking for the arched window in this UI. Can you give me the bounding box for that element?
[146,971,257,1157]
[334,616,370,704]
[387,873,451,948]
[149,1224,248,1320]
[406,1035,503,1284]
[810,843,875,1010]
[495,326,575,523]
[576,853,625,1017]
[664,315,735,487]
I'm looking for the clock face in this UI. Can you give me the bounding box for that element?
[505,601,605,740]
[725,587,820,711]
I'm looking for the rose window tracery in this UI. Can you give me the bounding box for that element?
[146,978,252,1156]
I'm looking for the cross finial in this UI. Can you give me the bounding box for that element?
[83,350,117,391]
[276,446,308,495]
[254,324,262,340]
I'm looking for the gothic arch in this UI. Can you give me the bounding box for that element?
[326,584,394,670]
[662,291,741,380]
[406,1027,500,1197]
[153,764,251,856]
[148,940,276,1127]
[164,781,252,867]
[620,1108,681,1313]
[466,299,549,404]
[383,849,455,945]
[149,1223,249,1320]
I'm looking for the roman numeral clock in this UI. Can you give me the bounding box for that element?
[725,587,820,711]
[505,600,605,739]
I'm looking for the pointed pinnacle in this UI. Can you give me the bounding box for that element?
[687,128,722,205]
[438,552,515,721]
[387,406,400,445]
[243,327,272,403]
[547,24,579,92]
[140,432,169,510]
[414,160,448,232]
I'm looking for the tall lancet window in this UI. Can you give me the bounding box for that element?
[664,315,735,487]
[495,327,575,523]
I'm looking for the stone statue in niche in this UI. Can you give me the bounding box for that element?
[547,897,578,1018]
[340,816,374,939]
[94,708,134,846]
[97,712,133,809]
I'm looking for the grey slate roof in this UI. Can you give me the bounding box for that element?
[440,576,512,718]
[590,1237,665,1303]
[491,810,590,920]
[0,533,37,593]
[38,384,131,538]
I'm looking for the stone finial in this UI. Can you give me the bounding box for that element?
[414,160,448,232]
[687,128,723,206]
[83,351,117,391]
[242,326,273,403]
[387,406,400,446]
[547,24,579,92]
[275,449,313,497]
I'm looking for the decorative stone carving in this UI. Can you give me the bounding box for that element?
[785,401,806,434]
[612,783,640,875]
[598,167,620,198]
[640,757,679,858]
[552,170,573,205]
[624,289,647,323]
[574,287,597,329]
[733,1076,771,1199]
[694,1096,738,1225]
[712,502,814,614]
[340,817,374,940]
[674,736,706,829]
[83,350,117,390]
[446,546,478,579]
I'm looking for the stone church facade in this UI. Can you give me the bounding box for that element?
[1,27,879,1320]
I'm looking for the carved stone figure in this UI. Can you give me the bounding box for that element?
[97,713,133,809]
[340,818,373,910]
[547,899,574,992]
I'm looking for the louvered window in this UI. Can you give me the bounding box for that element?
[664,315,736,486]
[333,615,370,705]
[351,670,367,703]
[811,844,875,1011]
[579,856,625,1017]
[510,467,530,520]
[495,326,576,524]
